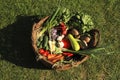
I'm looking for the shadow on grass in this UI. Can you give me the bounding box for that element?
[0,15,50,70]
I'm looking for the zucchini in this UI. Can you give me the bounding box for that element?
[67,34,80,51]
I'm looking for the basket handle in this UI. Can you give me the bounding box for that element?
[31,16,49,55]
[88,29,100,48]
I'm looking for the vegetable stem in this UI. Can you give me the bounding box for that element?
[37,7,61,38]
[49,7,60,22]
[62,47,105,55]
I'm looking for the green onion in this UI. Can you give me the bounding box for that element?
[62,47,105,55]
[38,7,61,37]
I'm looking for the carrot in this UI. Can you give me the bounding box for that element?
[51,56,64,63]
[48,54,60,61]
[49,54,64,63]
[47,54,57,60]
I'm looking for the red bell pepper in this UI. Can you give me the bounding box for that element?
[60,22,67,35]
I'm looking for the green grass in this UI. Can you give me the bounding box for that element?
[0,0,120,80]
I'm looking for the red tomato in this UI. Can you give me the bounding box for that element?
[62,38,71,48]
[39,48,45,54]
[39,48,50,57]
[43,50,50,57]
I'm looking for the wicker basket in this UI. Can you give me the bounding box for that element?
[31,16,90,70]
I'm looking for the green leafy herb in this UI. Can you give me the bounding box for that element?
[67,12,94,34]
[81,14,94,33]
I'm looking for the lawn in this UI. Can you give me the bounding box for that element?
[0,0,120,80]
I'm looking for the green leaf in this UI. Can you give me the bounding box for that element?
[81,14,94,33]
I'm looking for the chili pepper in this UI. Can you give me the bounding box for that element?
[62,52,74,57]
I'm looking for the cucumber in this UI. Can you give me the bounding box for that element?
[67,34,80,51]
[45,45,49,50]
[37,34,44,48]
[39,44,43,48]
[42,35,49,49]
[37,40,41,47]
